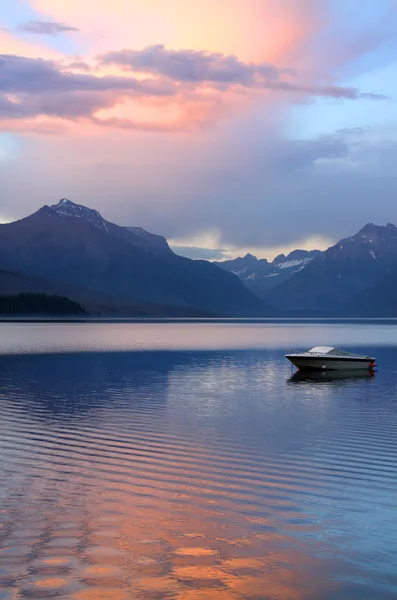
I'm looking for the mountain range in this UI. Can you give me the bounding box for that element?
[0,199,269,317]
[214,249,321,299]
[216,222,397,315]
[1,198,397,316]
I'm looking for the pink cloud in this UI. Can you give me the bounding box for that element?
[0,47,384,134]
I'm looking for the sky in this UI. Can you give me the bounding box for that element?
[1,0,397,260]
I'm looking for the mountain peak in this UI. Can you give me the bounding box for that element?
[51,199,108,232]
[273,253,286,264]
[244,253,257,261]
[359,222,378,233]
[355,222,397,240]
[58,198,74,208]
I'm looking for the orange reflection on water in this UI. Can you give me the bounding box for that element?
[1,382,339,600]
[60,457,335,600]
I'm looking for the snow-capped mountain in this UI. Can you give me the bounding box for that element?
[51,199,171,254]
[268,222,397,311]
[52,198,108,232]
[214,249,321,299]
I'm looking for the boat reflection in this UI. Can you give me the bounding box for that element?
[288,369,376,383]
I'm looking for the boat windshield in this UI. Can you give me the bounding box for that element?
[308,346,350,355]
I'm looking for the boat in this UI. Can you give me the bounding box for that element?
[285,346,376,371]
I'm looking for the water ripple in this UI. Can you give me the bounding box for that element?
[1,328,397,599]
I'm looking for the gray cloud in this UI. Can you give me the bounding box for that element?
[281,136,350,171]
[0,54,175,123]
[17,20,79,35]
[0,55,173,95]
[106,129,396,251]
[99,45,385,100]
[100,45,280,84]
[0,95,29,118]
[67,61,92,72]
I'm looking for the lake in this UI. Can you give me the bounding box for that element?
[0,320,396,599]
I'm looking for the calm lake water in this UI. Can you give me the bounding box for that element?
[0,321,397,599]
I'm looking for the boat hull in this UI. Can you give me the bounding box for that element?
[286,356,374,371]
[289,369,375,382]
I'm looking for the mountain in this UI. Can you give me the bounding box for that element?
[0,293,86,316]
[125,227,171,254]
[0,266,90,298]
[53,199,172,255]
[0,200,270,316]
[267,223,397,311]
[214,249,321,299]
[52,198,109,232]
[0,267,206,316]
[344,267,397,316]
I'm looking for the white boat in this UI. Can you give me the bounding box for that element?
[285,346,376,372]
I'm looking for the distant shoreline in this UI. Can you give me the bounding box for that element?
[2,317,397,323]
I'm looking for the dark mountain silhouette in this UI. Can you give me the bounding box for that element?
[215,249,321,299]
[0,266,117,302]
[0,267,216,316]
[0,200,270,316]
[0,293,86,316]
[125,227,171,254]
[267,223,397,311]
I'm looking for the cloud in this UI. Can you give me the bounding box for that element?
[99,45,386,100]
[170,246,229,260]
[100,44,280,84]
[0,55,173,95]
[0,54,177,127]
[280,135,350,171]
[0,43,385,134]
[0,119,69,135]
[17,20,79,35]
[95,162,129,169]
[67,61,92,72]
[1,0,396,259]
[89,116,190,133]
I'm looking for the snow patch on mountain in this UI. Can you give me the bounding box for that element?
[52,199,108,232]
[276,259,304,269]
